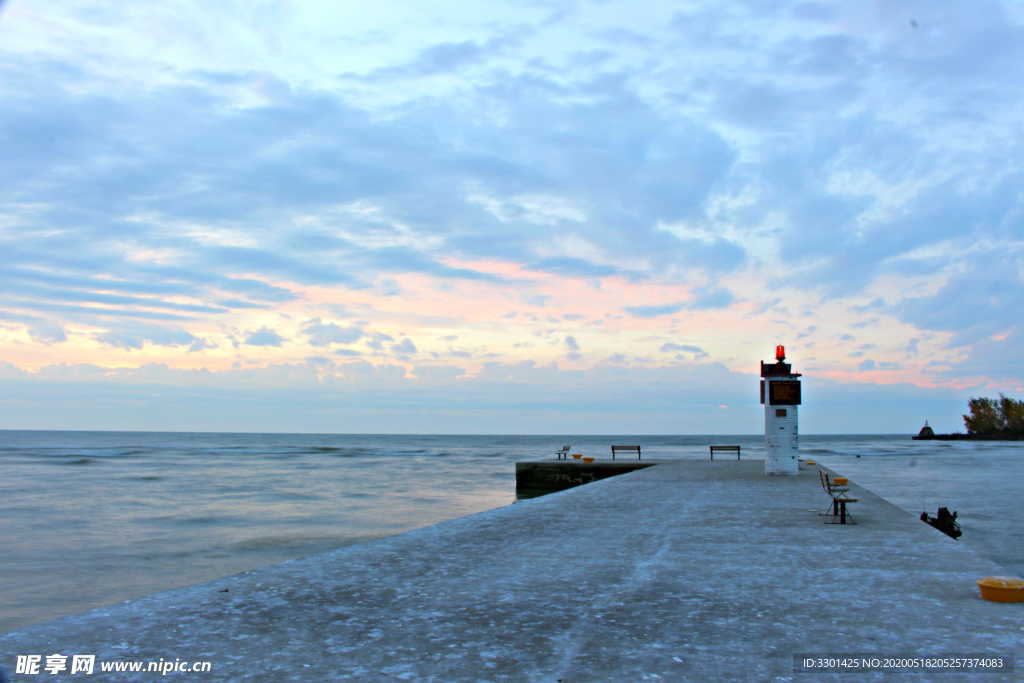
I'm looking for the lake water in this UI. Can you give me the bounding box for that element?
[3,430,1021,633]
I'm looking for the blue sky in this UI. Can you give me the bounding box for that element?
[1,0,1022,433]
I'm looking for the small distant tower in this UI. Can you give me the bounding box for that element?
[760,345,802,476]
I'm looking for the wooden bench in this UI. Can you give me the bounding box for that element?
[709,445,741,460]
[610,445,641,461]
[554,445,571,461]
[818,469,857,524]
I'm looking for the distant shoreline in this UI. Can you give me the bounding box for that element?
[913,433,1024,441]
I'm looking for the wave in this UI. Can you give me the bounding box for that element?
[178,516,229,526]
[309,446,371,453]
[139,514,242,527]
[23,449,154,464]
[301,446,372,458]
[229,533,382,553]
[273,490,323,501]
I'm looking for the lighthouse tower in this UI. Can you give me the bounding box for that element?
[760,345,801,476]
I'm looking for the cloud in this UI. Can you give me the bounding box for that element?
[301,318,364,347]
[2,0,1024,423]
[6,281,227,315]
[688,286,734,310]
[366,333,394,351]
[526,258,620,278]
[934,329,1024,385]
[0,259,296,331]
[189,338,217,352]
[898,250,1024,346]
[797,325,817,340]
[623,284,735,318]
[0,354,987,434]
[660,343,705,355]
[565,335,581,360]
[244,327,285,347]
[624,302,686,318]
[361,35,518,80]
[5,46,743,282]
[377,279,402,297]
[27,320,66,344]
[414,364,466,382]
[391,338,417,355]
[0,361,29,379]
[216,299,270,310]
[215,277,297,303]
[94,324,201,350]
[5,298,194,322]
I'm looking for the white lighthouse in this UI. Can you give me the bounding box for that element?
[760,345,801,476]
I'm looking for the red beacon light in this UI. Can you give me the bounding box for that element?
[775,345,786,362]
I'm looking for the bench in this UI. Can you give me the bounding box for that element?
[709,445,741,460]
[818,469,857,524]
[554,445,571,461]
[610,445,641,461]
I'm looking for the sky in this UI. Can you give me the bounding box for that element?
[1,0,1022,434]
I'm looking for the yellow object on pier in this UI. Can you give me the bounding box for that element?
[977,577,1024,603]
[572,453,583,460]
[582,456,595,463]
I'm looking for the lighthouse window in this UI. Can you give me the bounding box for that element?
[775,408,787,417]
[768,381,801,405]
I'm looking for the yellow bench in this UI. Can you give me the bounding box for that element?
[818,469,857,524]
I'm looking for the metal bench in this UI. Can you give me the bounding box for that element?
[610,445,641,461]
[818,469,857,524]
[554,445,571,461]
[709,445,741,460]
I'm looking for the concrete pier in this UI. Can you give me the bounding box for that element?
[2,460,1020,681]
[515,459,657,497]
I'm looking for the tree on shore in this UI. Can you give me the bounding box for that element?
[1001,395,1024,433]
[963,394,1024,435]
